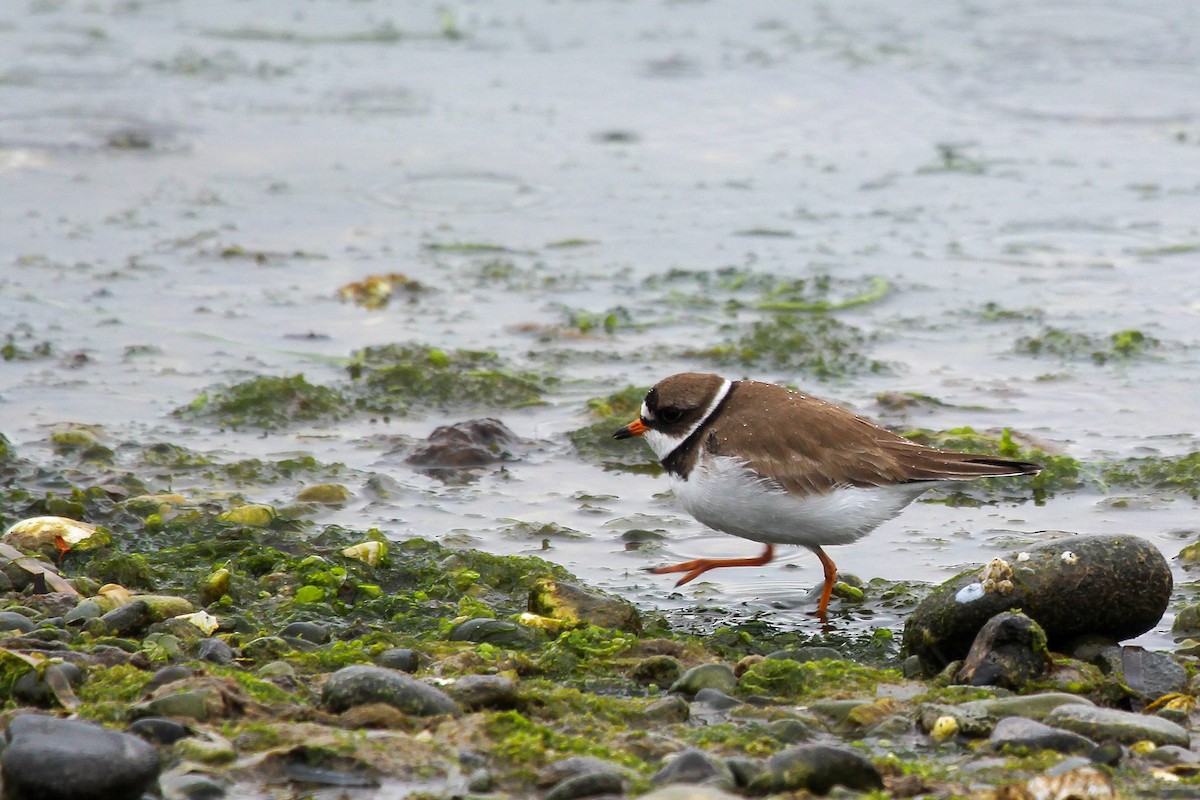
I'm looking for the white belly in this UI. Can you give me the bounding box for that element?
[672,455,932,549]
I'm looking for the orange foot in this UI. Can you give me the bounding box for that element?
[650,544,776,586]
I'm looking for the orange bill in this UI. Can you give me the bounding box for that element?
[612,418,649,439]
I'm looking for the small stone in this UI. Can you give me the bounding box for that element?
[764,718,813,743]
[693,688,742,709]
[136,689,219,722]
[216,504,276,526]
[644,695,690,724]
[765,646,844,662]
[99,601,153,636]
[544,771,624,800]
[466,768,494,792]
[242,636,294,661]
[280,620,331,645]
[258,661,296,681]
[0,610,37,633]
[1113,646,1188,702]
[989,717,1097,754]
[529,578,641,633]
[631,655,682,686]
[196,638,236,665]
[653,748,734,789]
[296,483,353,504]
[538,756,628,788]
[1044,704,1189,746]
[159,772,227,800]
[748,743,883,795]
[65,599,105,625]
[174,734,237,765]
[139,594,196,621]
[377,647,420,672]
[129,717,192,745]
[954,611,1050,690]
[405,418,516,471]
[13,662,85,707]
[2,715,160,800]
[448,617,536,646]
[449,674,517,710]
[143,665,196,695]
[639,786,742,800]
[670,663,737,696]
[321,665,458,716]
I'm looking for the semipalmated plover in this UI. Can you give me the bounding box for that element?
[613,372,1041,620]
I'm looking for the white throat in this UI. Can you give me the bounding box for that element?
[642,378,733,461]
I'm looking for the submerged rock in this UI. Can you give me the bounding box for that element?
[405,418,517,473]
[903,535,1171,671]
[2,715,160,800]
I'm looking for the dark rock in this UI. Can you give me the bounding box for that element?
[1044,704,1189,746]
[989,716,1096,754]
[2,715,160,800]
[242,635,294,660]
[537,756,628,788]
[544,771,624,800]
[954,612,1050,690]
[128,717,192,745]
[158,772,227,800]
[764,719,813,743]
[64,599,105,625]
[197,638,236,665]
[631,655,682,685]
[143,665,196,695]
[1113,646,1187,703]
[765,646,843,663]
[376,647,420,673]
[99,601,153,637]
[693,688,742,710]
[280,620,331,644]
[529,578,642,633]
[1089,742,1125,767]
[13,662,84,707]
[448,674,517,710]
[0,610,37,633]
[903,535,1172,671]
[643,695,689,724]
[405,418,516,471]
[748,743,883,795]
[466,768,494,792]
[321,665,458,716]
[653,748,733,788]
[448,617,537,646]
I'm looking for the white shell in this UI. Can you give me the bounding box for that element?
[1061,551,1079,564]
[1016,552,1031,562]
[955,582,986,603]
[175,610,220,635]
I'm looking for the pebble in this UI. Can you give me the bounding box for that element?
[954,611,1050,690]
[1106,646,1187,703]
[631,654,682,686]
[99,600,153,636]
[197,637,236,665]
[669,663,737,696]
[643,695,690,724]
[280,620,331,644]
[765,646,844,662]
[988,717,1097,754]
[13,662,84,706]
[748,743,883,795]
[143,665,196,695]
[129,717,192,745]
[376,647,420,672]
[528,578,642,633]
[0,609,37,633]
[405,418,516,471]
[1044,704,1189,746]
[449,674,517,710]
[638,786,741,800]
[544,771,624,800]
[764,718,813,743]
[448,617,536,646]
[322,665,459,716]
[2,715,160,800]
[921,692,1094,737]
[652,748,734,789]
[159,772,227,800]
[693,688,741,709]
[904,535,1172,672]
[538,756,628,787]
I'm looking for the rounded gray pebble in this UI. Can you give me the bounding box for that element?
[322,665,459,716]
[280,620,331,644]
[545,771,624,800]
[377,647,420,673]
[670,663,737,696]
[449,674,517,710]
[196,637,236,665]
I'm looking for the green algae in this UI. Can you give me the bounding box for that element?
[177,374,348,430]
[738,658,901,701]
[345,344,547,416]
[696,314,888,380]
[1014,326,1161,364]
[567,385,660,472]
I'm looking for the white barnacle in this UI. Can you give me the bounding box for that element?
[1061,550,1079,564]
[955,582,985,604]
[1016,552,1031,562]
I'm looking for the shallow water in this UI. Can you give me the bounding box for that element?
[2,1,1200,648]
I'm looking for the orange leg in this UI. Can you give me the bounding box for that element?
[651,544,775,587]
[811,545,838,622]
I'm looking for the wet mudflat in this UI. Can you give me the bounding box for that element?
[2,2,1200,797]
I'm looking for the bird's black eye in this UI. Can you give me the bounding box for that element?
[660,407,683,424]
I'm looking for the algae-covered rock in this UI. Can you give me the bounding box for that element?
[528,578,641,633]
[670,663,737,696]
[3,515,110,560]
[216,504,277,527]
[448,617,538,646]
[296,483,353,504]
[954,611,1050,690]
[903,535,1171,671]
[321,665,459,716]
[747,743,883,795]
